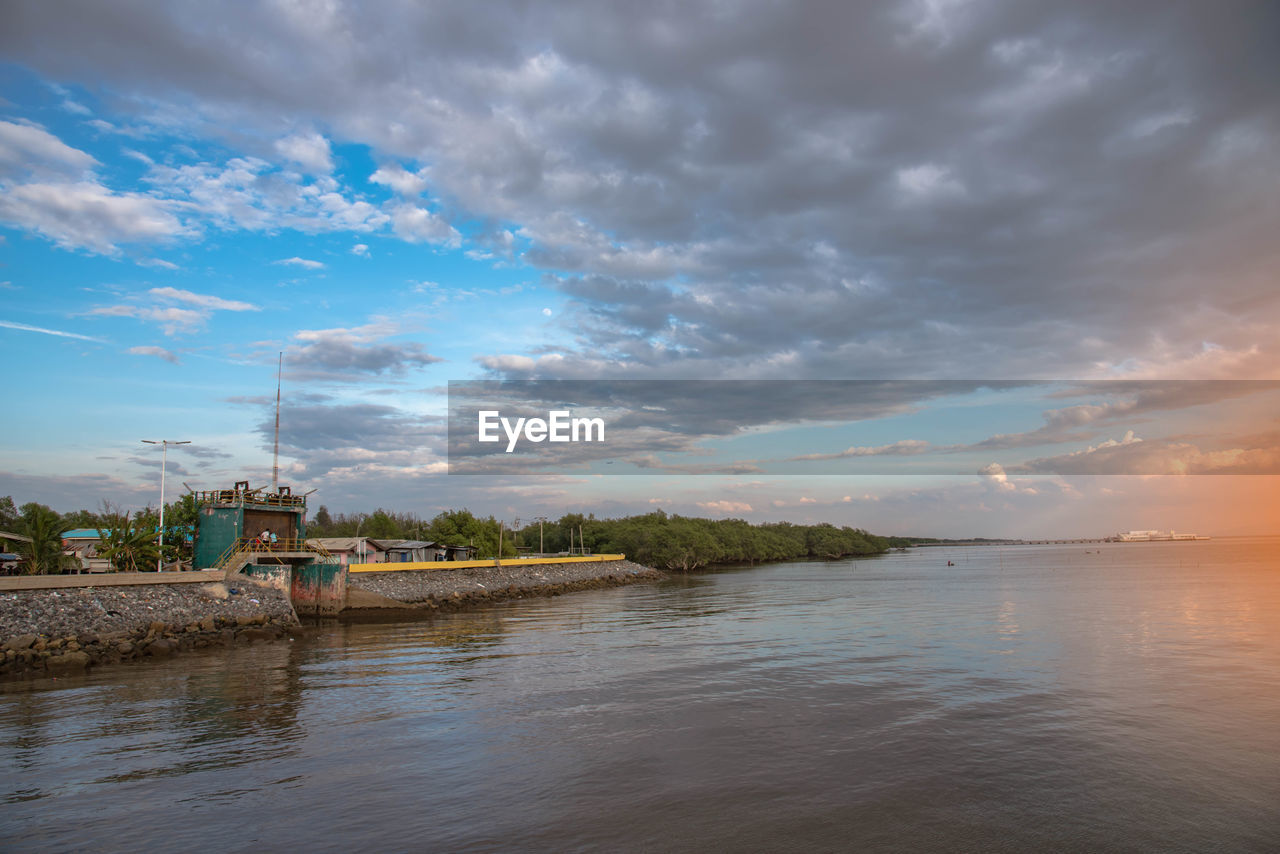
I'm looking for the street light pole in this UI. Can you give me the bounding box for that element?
[142,439,190,572]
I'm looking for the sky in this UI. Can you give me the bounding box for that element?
[1,0,1277,538]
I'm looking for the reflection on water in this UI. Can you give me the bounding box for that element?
[2,537,1279,852]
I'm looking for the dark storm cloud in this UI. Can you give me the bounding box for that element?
[126,455,195,477]
[5,0,1277,380]
[1014,437,1280,475]
[970,380,1280,449]
[175,444,232,460]
[0,471,155,511]
[265,402,441,453]
[285,339,442,380]
[283,322,443,382]
[254,400,446,479]
[445,379,1280,474]
[449,379,994,437]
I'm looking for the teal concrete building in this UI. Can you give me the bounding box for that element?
[192,480,308,569]
[193,481,346,616]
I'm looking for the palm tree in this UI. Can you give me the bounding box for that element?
[16,503,72,575]
[97,508,160,572]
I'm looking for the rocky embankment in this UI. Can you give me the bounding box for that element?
[0,560,665,679]
[0,579,297,680]
[348,559,663,613]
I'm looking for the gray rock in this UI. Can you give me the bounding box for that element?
[5,634,37,651]
[200,583,229,600]
[47,651,92,672]
[146,638,174,656]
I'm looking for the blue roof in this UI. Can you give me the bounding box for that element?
[62,528,103,539]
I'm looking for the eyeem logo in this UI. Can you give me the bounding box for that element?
[477,410,605,453]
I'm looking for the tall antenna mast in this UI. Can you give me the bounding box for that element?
[272,351,282,493]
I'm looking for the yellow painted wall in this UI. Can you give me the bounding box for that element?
[348,554,627,574]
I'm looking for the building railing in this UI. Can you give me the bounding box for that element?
[211,536,331,571]
[196,488,307,509]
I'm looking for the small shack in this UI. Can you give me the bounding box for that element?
[304,537,388,565]
[382,540,445,562]
[60,528,111,572]
[0,531,28,574]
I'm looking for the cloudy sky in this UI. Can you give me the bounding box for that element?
[1,0,1277,537]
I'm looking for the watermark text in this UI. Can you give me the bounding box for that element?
[478,409,606,452]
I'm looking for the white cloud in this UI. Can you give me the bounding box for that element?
[697,500,753,514]
[896,163,964,199]
[90,304,207,336]
[0,181,187,255]
[0,120,97,175]
[127,345,179,363]
[274,130,334,173]
[147,157,389,235]
[979,462,1016,492]
[791,439,932,461]
[2,2,1277,397]
[0,319,106,343]
[275,256,325,270]
[370,164,430,196]
[1017,431,1280,476]
[476,354,536,373]
[287,318,442,378]
[91,286,259,335]
[147,287,259,311]
[351,243,369,257]
[390,203,461,247]
[1085,430,1141,453]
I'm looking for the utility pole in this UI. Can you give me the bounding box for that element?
[142,439,190,571]
[272,351,282,493]
[533,516,547,555]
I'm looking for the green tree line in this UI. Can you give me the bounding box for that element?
[4,493,908,575]
[0,494,200,575]
[309,505,907,570]
[513,510,906,572]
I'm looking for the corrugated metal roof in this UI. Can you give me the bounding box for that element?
[306,537,388,552]
[61,528,102,540]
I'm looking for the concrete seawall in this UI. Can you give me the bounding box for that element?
[1,575,298,680]
[346,558,664,615]
[0,557,663,679]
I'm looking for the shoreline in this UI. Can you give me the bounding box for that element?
[345,558,664,615]
[0,559,663,681]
